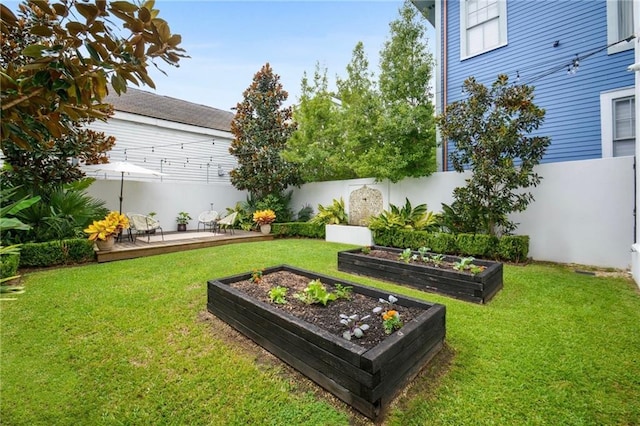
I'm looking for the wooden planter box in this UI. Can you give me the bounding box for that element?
[207,265,446,419]
[338,246,503,304]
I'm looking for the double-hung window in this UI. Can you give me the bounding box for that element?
[606,0,635,54]
[601,88,636,157]
[460,0,507,59]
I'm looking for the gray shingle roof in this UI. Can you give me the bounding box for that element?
[104,87,233,132]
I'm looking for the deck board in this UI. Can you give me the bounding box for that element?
[96,230,273,262]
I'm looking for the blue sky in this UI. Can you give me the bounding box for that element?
[144,0,436,111]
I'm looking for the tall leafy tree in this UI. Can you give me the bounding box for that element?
[0,1,186,149]
[284,63,356,182]
[336,42,383,177]
[376,0,437,182]
[229,63,302,199]
[436,75,551,236]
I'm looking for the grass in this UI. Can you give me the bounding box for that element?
[2,239,639,425]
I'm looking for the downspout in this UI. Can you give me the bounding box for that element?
[442,0,448,171]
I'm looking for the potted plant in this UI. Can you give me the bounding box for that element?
[253,209,276,234]
[84,211,129,251]
[176,211,192,232]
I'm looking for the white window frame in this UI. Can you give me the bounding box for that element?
[606,0,635,54]
[460,0,507,60]
[600,87,636,157]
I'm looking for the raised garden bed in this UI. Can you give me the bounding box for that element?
[207,265,446,419]
[338,246,503,304]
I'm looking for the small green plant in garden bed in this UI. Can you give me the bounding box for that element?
[453,257,486,275]
[294,279,351,306]
[373,295,403,334]
[267,286,288,304]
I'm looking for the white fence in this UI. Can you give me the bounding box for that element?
[290,157,634,270]
[86,157,634,270]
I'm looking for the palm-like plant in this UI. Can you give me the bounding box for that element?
[367,198,439,232]
[309,198,348,225]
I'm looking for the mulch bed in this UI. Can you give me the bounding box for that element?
[230,270,426,350]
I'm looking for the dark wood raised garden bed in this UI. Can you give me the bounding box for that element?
[338,246,503,304]
[207,265,446,419]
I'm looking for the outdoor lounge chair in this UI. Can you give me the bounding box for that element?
[127,213,164,243]
[217,211,238,234]
[197,210,219,232]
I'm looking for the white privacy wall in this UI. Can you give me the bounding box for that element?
[86,179,247,232]
[290,157,634,270]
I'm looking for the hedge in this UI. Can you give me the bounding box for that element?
[19,239,96,268]
[0,253,20,279]
[372,229,529,262]
[271,222,325,239]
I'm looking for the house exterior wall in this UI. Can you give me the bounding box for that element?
[88,111,237,184]
[440,0,635,167]
[290,157,634,270]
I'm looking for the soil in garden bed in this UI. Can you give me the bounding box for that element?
[230,271,426,350]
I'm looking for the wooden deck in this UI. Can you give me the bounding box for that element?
[96,230,274,263]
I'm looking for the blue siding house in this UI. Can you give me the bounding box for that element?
[413,0,636,170]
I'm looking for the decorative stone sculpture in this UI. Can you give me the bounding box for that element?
[348,185,383,226]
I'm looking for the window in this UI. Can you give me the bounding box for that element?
[460,0,507,59]
[607,0,635,54]
[601,88,636,157]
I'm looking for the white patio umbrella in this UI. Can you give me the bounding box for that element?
[82,161,166,213]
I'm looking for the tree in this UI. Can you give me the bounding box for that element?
[376,1,437,182]
[436,75,551,236]
[283,63,356,182]
[0,1,186,149]
[335,42,383,178]
[229,63,302,200]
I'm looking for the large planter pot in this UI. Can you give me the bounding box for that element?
[338,246,503,304]
[207,265,446,420]
[260,224,271,234]
[95,236,115,251]
[325,224,373,246]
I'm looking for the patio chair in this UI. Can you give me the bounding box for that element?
[197,210,219,232]
[217,211,238,235]
[127,213,164,243]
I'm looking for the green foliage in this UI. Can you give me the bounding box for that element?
[284,64,356,182]
[309,198,348,225]
[339,313,370,340]
[267,286,288,304]
[436,75,551,236]
[398,248,412,263]
[456,234,499,257]
[225,202,253,231]
[270,222,325,239]
[0,252,19,279]
[294,279,337,306]
[371,229,529,262]
[368,198,439,232]
[6,181,107,243]
[372,0,437,182]
[176,212,192,224]
[286,2,436,183]
[334,284,353,300]
[497,235,530,263]
[229,63,302,200]
[255,191,293,223]
[0,187,40,243]
[1,1,186,150]
[19,239,95,267]
[295,204,314,222]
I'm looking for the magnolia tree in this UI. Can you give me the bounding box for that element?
[229,63,302,200]
[436,75,551,236]
[0,1,186,150]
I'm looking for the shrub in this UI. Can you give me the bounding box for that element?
[0,253,20,279]
[19,239,95,268]
[496,235,530,263]
[456,233,499,257]
[272,223,325,239]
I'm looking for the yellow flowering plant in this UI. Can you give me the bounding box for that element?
[253,209,276,226]
[84,211,129,241]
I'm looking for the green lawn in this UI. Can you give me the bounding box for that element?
[2,239,639,425]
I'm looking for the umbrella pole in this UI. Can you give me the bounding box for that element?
[119,172,124,214]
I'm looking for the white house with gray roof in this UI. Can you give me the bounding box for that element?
[86,87,247,229]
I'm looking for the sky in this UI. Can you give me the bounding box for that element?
[140,0,436,111]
